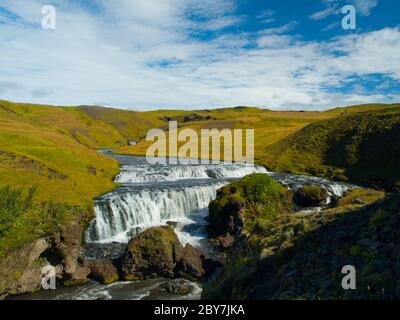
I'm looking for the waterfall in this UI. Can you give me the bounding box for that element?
[115,163,268,183]
[269,172,354,198]
[85,153,355,244]
[85,181,227,243]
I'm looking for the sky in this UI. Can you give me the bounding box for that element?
[0,0,399,111]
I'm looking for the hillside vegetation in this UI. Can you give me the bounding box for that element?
[261,106,400,189]
[115,106,336,159]
[203,174,396,300]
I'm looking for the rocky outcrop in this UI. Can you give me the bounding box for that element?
[176,244,222,282]
[161,278,196,295]
[175,244,206,281]
[203,185,400,299]
[50,217,90,286]
[207,174,293,251]
[88,259,119,284]
[120,226,219,282]
[207,195,246,239]
[0,209,91,299]
[120,226,183,281]
[0,238,49,298]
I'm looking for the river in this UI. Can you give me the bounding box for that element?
[11,150,354,300]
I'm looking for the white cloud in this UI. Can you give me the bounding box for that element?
[257,35,294,48]
[310,0,379,20]
[0,0,398,111]
[259,21,298,35]
[352,0,378,16]
[256,10,276,23]
[0,81,24,95]
[310,7,338,20]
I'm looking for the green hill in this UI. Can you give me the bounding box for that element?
[261,105,400,189]
[77,105,166,142]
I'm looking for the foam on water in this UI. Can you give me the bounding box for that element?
[85,156,268,244]
[85,154,355,246]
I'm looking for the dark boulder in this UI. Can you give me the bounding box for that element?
[89,259,119,284]
[294,186,328,207]
[175,244,205,281]
[120,226,183,281]
[161,279,196,295]
[207,194,246,238]
[119,226,220,282]
[175,244,223,281]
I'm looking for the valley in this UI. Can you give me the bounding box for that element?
[0,99,399,299]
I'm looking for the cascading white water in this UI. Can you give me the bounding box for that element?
[115,163,268,183]
[269,172,353,199]
[85,182,226,243]
[85,153,355,245]
[85,156,268,244]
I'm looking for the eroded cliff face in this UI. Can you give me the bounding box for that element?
[0,212,91,299]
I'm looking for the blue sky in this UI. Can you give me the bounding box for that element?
[0,0,399,110]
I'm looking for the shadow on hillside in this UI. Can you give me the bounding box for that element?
[206,192,400,300]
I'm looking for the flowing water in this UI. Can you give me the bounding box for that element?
[85,153,268,246]
[13,151,354,300]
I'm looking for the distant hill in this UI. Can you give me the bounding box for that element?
[77,105,166,142]
[324,103,400,114]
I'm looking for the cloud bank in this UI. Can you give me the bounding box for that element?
[0,0,399,110]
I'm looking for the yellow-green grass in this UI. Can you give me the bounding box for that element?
[77,105,167,142]
[115,107,337,162]
[324,103,400,115]
[0,117,120,206]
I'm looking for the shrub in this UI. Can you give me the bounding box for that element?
[0,186,36,238]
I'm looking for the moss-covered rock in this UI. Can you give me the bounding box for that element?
[89,259,119,284]
[119,226,220,282]
[120,226,183,280]
[294,186,328,207]
[0,206,92,298]
[208,174,292,241]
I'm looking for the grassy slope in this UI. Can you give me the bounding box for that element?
[0,100,124,204]
[115,107,336,160]
[261,105,400,189]
[0,100,131,254]
[1,100,396,205]
[77,105,166,142]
